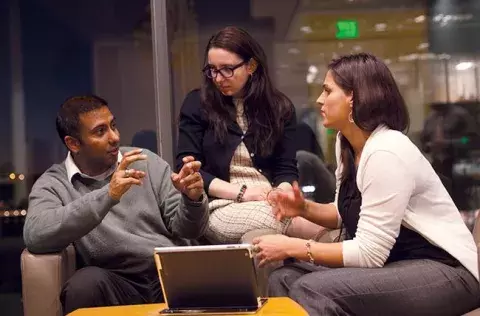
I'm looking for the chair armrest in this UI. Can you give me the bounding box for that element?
[21,245,76,316]
[464,308,480,315]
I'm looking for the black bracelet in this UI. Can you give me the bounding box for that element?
[236,184,247,202]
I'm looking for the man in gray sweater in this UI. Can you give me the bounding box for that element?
[23,95,209,314]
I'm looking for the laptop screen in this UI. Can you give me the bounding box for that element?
[154,245,260,310]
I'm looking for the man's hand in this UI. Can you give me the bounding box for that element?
[109,149,147,201]
[172,156,204,201]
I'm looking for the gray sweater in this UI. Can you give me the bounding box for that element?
[24,147,209,268]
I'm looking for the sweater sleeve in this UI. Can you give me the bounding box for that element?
[151,153,209,239]
[342,150,414,268]
[24,175,118,254]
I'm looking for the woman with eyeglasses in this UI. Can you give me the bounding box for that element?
[175,26,323,244]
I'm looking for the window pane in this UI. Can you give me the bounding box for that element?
[0,0,155,306]
[165,0,480,222]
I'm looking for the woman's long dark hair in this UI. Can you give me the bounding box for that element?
[329,53,410,182]
[200,26,293,157]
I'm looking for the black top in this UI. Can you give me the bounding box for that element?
[338,159,459,266]
[175,89,299,192]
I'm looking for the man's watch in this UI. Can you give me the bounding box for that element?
[196,193,205,202]
[184,193,205,204]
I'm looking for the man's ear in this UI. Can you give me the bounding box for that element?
[65,136,81,154]
[248,59,258,75]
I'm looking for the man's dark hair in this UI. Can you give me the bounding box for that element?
[56,95,109,145]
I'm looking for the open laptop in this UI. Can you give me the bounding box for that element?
[153,244,267,315]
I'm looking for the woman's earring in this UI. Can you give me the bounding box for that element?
[348,111,354,123]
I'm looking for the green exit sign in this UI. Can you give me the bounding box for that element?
[336,20,359,39]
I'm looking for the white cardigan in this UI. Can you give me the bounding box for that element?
[333,125,478,280]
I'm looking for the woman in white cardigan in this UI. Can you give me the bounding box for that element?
[253,53,480,315]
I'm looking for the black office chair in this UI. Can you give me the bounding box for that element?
[297,150,335,204]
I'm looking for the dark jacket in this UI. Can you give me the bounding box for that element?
[175,89,298,192]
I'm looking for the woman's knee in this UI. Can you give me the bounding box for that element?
[267,268,289,297]
[267,265,306,297]
[289,276,349,316]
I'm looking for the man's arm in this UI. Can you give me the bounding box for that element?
[24,149,147,253]
[24,176,117,254]
[151,155,209,239]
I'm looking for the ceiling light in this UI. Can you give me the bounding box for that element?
[433,14,473,26]
[288,48,300,54]
[438,54,451,60]
[414,15,426,23]
[306,73,316,84]
[398,54,419,62]
[456,62,474,71]
[300,26,313,34]
[419,53,436,60]
[353,45,362,52]
[374,23,387,32]
[417,43,429,50]
[308,65,318,74]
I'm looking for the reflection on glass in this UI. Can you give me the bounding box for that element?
[0,0,155,217]
[448,59,478,102]
[166,0,480,217]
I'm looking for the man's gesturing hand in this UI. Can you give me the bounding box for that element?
[109,149,147,201]
[172,156,204,201]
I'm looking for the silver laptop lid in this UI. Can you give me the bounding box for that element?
[154,244,261,310]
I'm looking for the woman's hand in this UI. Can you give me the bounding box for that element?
[269,181,307,220]
[252,234,302,267]
[242,184,271,202]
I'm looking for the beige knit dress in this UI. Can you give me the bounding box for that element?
[205,100,290,244]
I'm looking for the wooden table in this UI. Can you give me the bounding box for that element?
[68,297,307,316]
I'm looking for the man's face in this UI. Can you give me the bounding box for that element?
[75,106,120,169]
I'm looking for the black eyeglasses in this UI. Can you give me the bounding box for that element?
[203,60,248,79]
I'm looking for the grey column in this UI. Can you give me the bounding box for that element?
[150,0,174,166]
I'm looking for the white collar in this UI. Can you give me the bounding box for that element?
[65,151,122,183]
